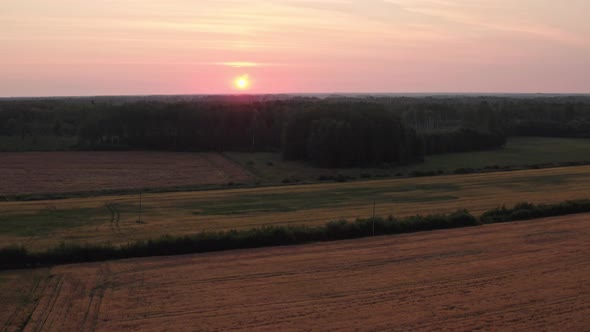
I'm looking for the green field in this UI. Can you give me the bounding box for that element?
[227,137,590,183]
[2,165,590,251]
[0,136,77,152]
[3,136,590,252]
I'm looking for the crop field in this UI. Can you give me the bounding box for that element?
[2,165,590,251]
[7,213,589,331]
[0,151,253,195]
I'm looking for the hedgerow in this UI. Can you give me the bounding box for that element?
[1,199,588,270]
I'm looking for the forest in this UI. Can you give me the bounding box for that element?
[0,95,589,167]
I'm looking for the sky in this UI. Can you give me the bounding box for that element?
[1,0,589,96]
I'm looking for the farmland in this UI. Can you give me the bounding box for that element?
[0,268,48,331]
[228,137,590,183]
[3,137,590,198]
[0,151,253,195]
[6,213,589,331]
[3,165,590,251]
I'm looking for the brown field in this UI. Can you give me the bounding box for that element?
[7,213,589,331]
[0,151,253,195]
[0,268,48,332]
[2,165,590,251]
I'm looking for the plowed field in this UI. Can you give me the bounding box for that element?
[12,213,590,331]
[0,151,253,195]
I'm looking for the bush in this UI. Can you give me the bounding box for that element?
[0,246,30,269]
[4,199,590,270]
[336,174,355,182]
[480,199,590,224]
[0,210,478,270]
[454,168,475,174]
[282,176,301,184]
[410,170,438,177]
[317,174,355,182]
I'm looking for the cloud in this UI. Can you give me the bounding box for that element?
[390,0,588,47]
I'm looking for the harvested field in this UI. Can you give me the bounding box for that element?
[0,268,49,332]
[3,165,590,251]
[17,214,590,331]
[0,151,253,195]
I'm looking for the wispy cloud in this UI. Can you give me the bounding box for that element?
[390,0,588,47]
[215,61,283,68]
[1,0,588,96]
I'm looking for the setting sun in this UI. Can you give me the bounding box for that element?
[234,75,250,90]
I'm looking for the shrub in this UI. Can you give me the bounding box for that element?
[0,210,478,270]
[480,199,590,224]
[335,174,355,182]
[282,176,301,183]
[0,246,30,269]
[3,199,590,270]
[410,170,438,177]
[454,168,475,174]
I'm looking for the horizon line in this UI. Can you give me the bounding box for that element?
[2,92,590,99]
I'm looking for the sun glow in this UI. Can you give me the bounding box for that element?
[234,75,250,90]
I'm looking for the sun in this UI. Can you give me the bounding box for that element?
[234,75,250,90]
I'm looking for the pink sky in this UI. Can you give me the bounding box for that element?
[1,0,589,96]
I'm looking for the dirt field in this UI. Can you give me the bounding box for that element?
[0,269,48,332]
[2,165,590,251]
[11,213,590,331]
[0,151,253,195]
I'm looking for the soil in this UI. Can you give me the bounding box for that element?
[0,151,253,195]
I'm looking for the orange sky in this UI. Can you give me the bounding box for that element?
[1,0,589,96]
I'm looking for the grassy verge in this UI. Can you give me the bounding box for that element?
[2,199,590,270]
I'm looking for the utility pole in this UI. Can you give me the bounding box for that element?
[138,192,142,222]
[251,109,258,151]
[372,199,376,236]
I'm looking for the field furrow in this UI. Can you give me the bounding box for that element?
[21,213,590,331]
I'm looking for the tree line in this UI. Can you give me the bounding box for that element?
[1,95,589,166]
